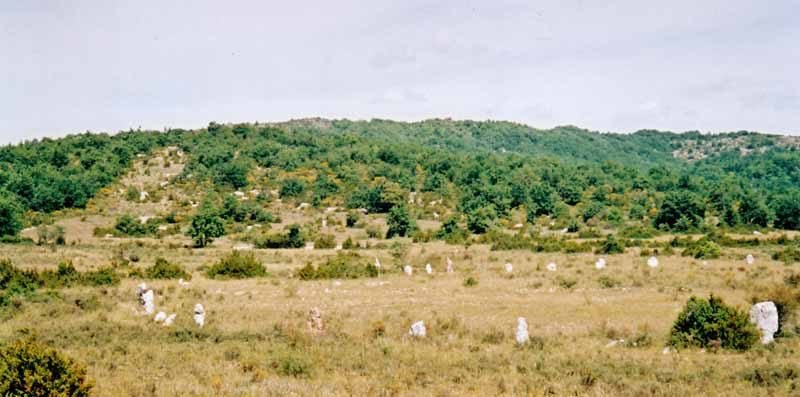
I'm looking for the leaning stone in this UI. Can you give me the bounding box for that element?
[750,301,779,344]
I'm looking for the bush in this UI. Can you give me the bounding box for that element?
[682,237,721,259]
[296,253,378,280]
[253,225,305,249]
[342,237,357,250]
[206,251,267,279]
[188,211,226,248]
[0,338,93,396]
[597,275,621,289]
[463,277,478,287]
[773,245,800,264]
[386,205,415,238]
[144,258,191,280]
[668,295,759,351]
[314,234,336,249]
[80,267,121,287]
[272,351,313,378]
[345,212,360,228]
[600,234,624,255]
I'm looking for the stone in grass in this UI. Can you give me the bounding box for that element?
[154,311,167,323]
[647,256,659,268]
[595,258,606,270]
[504,263,513,273]
[409,321,426,338]
[425,264,433,275]
[194,304,206,328]
[746,254,755,265]
[546,262,557,272]
[374,257,381,269]
[515,317,529,345]
[404,265,413,276]
[308,307,324,334]
[137,283,155,315]
[164,314,176,326]
[446,257,454,273]
[749,301,779,345]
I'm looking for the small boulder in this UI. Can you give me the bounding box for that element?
[746,254,755,265]
[515,317,529,345]
[308,307,324,334]
[425,264,433,275]
[404,265,413,276]
[193,304,206,328]
[504,263,513,273]
[595,258,606,270]
[546,262,557,272]
[409,321,426,338]
[154,311,167,323]
[164,314,176,326]
[647,256,659,268]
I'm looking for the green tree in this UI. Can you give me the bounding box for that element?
[654,191,705,231]
[466,205,496,234]
[386,205,415,238]
[188,210,225,248]
[280,178,306,198]
[773,191,800,230]
[0,193,23,237]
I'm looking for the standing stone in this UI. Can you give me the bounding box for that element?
[425,264,433,275]
[446,257,454,273]
[409,321,426,338]
[404,265,413,276]
[504,263,513,273]
[750,301,779,344]
[647,256,659,268]
[154,311,167,323]
[164,314,176,326]
[515,317,529,345]
[374,257,381,269]
[746,254,755,265]
[595,258,606,270]
[141,290,155,315]
[546,262,557,272]
[308,307,324,334]
[193,304,206,328]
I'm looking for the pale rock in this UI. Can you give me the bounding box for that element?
[178,278,189,287]
[515,317,529,345]
[154,311,167,323]
[374,257,381,269]
[233,243,253,251]
[446,257,454,273]
[595,258,606,270]
[138,215,152,224]
[647,256,659,268]
[308,307,324,333]
[404,265,413,276]
[753,230,763,235]
[750,301,779,344]
[234,191,245,198]
[505,263,514,273]
[409,321,426,338]
[546,262,557,272]
[425,264,433,275]
[513,223,523,229]
[325,207,337,213]
[335,243,343,250]
[139,191,149,202]
[433,212,439,219]
[193,304,205,328]
[305,242,314,250]
[746,254,755,265]
[159,181,169,188]
[321,219,327,228]
[296,202,310,210]
[605,339,625,348]
[561,228,569,233]
[142,290,155,315]
[163,314,176,326]
[157,225,168,232]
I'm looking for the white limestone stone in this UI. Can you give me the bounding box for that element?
[193,304,205,328]
[409,321,426,338]
[750,301,779,344]
[515,317,529,345]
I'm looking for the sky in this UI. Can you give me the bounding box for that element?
[1,0,799,144]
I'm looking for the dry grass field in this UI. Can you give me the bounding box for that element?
[2,233,799,396]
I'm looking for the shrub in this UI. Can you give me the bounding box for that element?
[682,237,721,259]
[314,234,336,249]
[206,251,267,279]
[342,237,357,250]
[600,234,624,254]
[668,295,759,351]
[272,351,312,378]
[80,267,121,287]
[773,245,800,264]
[597,275,621,289]
[346,212,360,228]
[254,225,305,249]
[386,205,415,238]
[463,277,478,287]
[296,253,378,280]
[144,258,191,280]
[0,338,93,396]
[0,259,41,297]
[742,364,800,387]
[365,225,382,239]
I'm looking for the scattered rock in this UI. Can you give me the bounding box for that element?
[595,258,606,270]
[750,301,779,344]
[178,278,189,287]
[404,265,413,276]
[753,230,763,236]
[164,314,176,326]
[647,256,659,268]
[746,254,755,265]
[515,317,529,345]
[193,304,205,328]
[446,257,454,273]
[374,257,381,269]
[139,191,149,202]
[546,262,557,272]
[425,264,433,275]
[662,346,676,355]
[154,311,167,323]
[409,321,426,338]
[234,191,245,198]
[136,283,155,315]
[605,339,625,348]
[296,202,310,210]
[512,223,523,229]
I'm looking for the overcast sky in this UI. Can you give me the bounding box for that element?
[1,0,798,143]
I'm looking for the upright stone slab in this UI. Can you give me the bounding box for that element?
[515,317,529,345]
[194,304,206,328]
[409,321,426,338]
[750,301,779,344]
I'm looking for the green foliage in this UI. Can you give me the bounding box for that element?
[114,214,157,237]
[214,158,251,188]
[600,234,625,254]
[654,191,705,231]
[386,205,415,238]
[206,251,267,279]
[435,216,469,244]
[773,245,800,264]
[254,224,305,249]
[345,212,360,228]
[463,277,478,287]
[80,267,120,287]
[668,295,759,351]
[272,350,313,378]
[681,237,721,259]
[772,190,800,230]
[0,193,23,237]
[188,210,225,248]
[296,253,378,280]
[0,338,93,396]
[279,178,306,198]
[466,206,495,234]
[144,258,190,280]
